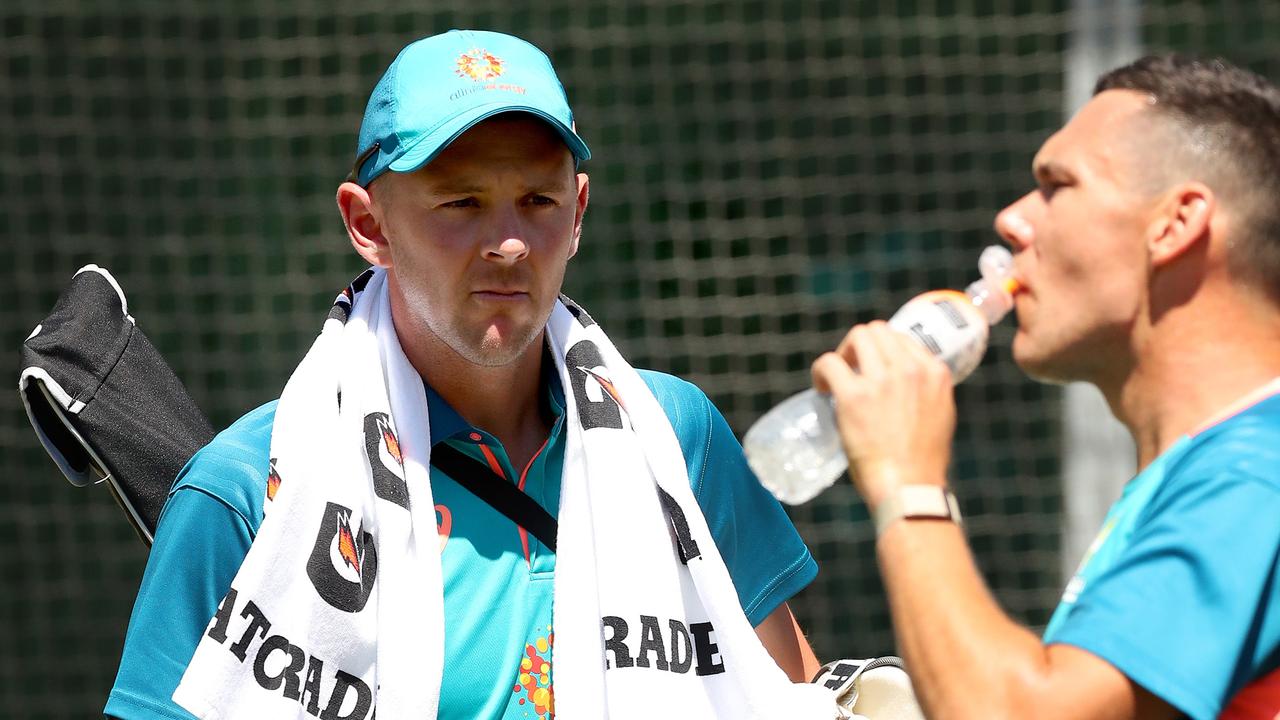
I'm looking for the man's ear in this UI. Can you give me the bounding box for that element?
[568,172,589,259]
[1147,181,1214,268]
[336,181,392,268]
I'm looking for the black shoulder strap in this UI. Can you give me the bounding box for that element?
[430,443,558,552]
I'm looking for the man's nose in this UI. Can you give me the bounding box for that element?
[485,210,531,264]
[486,237,530,264]
[994,193,1036,251]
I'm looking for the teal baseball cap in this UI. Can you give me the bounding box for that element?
[349,29,591,187]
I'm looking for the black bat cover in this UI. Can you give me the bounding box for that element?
[19,265,215,546]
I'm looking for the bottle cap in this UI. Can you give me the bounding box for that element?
[966,245,1017,325]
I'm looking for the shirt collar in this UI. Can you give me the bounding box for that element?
[422,346,566,446]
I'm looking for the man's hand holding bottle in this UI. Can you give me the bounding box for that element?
[810,322,956,511]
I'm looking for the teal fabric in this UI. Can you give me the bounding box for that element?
[106,370,816,720]
[1044,393,1280,720]
[355,30,589,186]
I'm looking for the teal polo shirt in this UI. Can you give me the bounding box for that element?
[1043,392,1280,720]
[106,369,818,720]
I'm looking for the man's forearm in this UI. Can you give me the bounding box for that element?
[874,518,1167,720]
[812,325,1158,719]
[755,602,822,683]
[875,518,1054,720]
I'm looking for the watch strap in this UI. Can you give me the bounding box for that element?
[873,485,962,536]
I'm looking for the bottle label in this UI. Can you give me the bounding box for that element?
[887,290,989,382]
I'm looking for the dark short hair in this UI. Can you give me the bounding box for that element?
[1095,54,1280,305]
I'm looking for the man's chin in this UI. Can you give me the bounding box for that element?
[457,328,542,368]
[1012,338,1099,386]
[1015,360,1073,385]
[1011,337,1068,384]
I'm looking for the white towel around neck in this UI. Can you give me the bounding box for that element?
[173,267,837,720]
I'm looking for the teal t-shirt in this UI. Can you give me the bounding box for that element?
[106,370,817,720]
[1044,391,1280,720]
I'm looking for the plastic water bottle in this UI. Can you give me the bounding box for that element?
[744,245,1019,505]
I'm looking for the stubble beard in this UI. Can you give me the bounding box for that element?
[1014,323,1087,385]
[415,298,549,368]
[1013,321,1128,388]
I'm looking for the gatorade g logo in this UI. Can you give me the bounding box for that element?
[565,340,624,430]
[364,412,409,509]
[266,458,282,502]
[580,366,626,413]
[306,502,378,613]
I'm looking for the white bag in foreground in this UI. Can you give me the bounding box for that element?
[811,657,926,720]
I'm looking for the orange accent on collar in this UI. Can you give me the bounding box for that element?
[477,437,555,568]
[515,435,553,568]
[477,443,504,477]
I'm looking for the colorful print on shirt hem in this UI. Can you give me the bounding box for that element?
[513,628,554,718]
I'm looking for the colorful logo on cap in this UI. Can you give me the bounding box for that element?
[456,48,504,82]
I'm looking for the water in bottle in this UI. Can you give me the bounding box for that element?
[744,245,1020,505]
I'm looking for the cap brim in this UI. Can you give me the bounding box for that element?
[387,104,591,178]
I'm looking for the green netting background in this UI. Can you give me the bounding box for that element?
[2,1,1276,716]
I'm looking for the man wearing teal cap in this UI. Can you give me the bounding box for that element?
[106,30,826,720]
